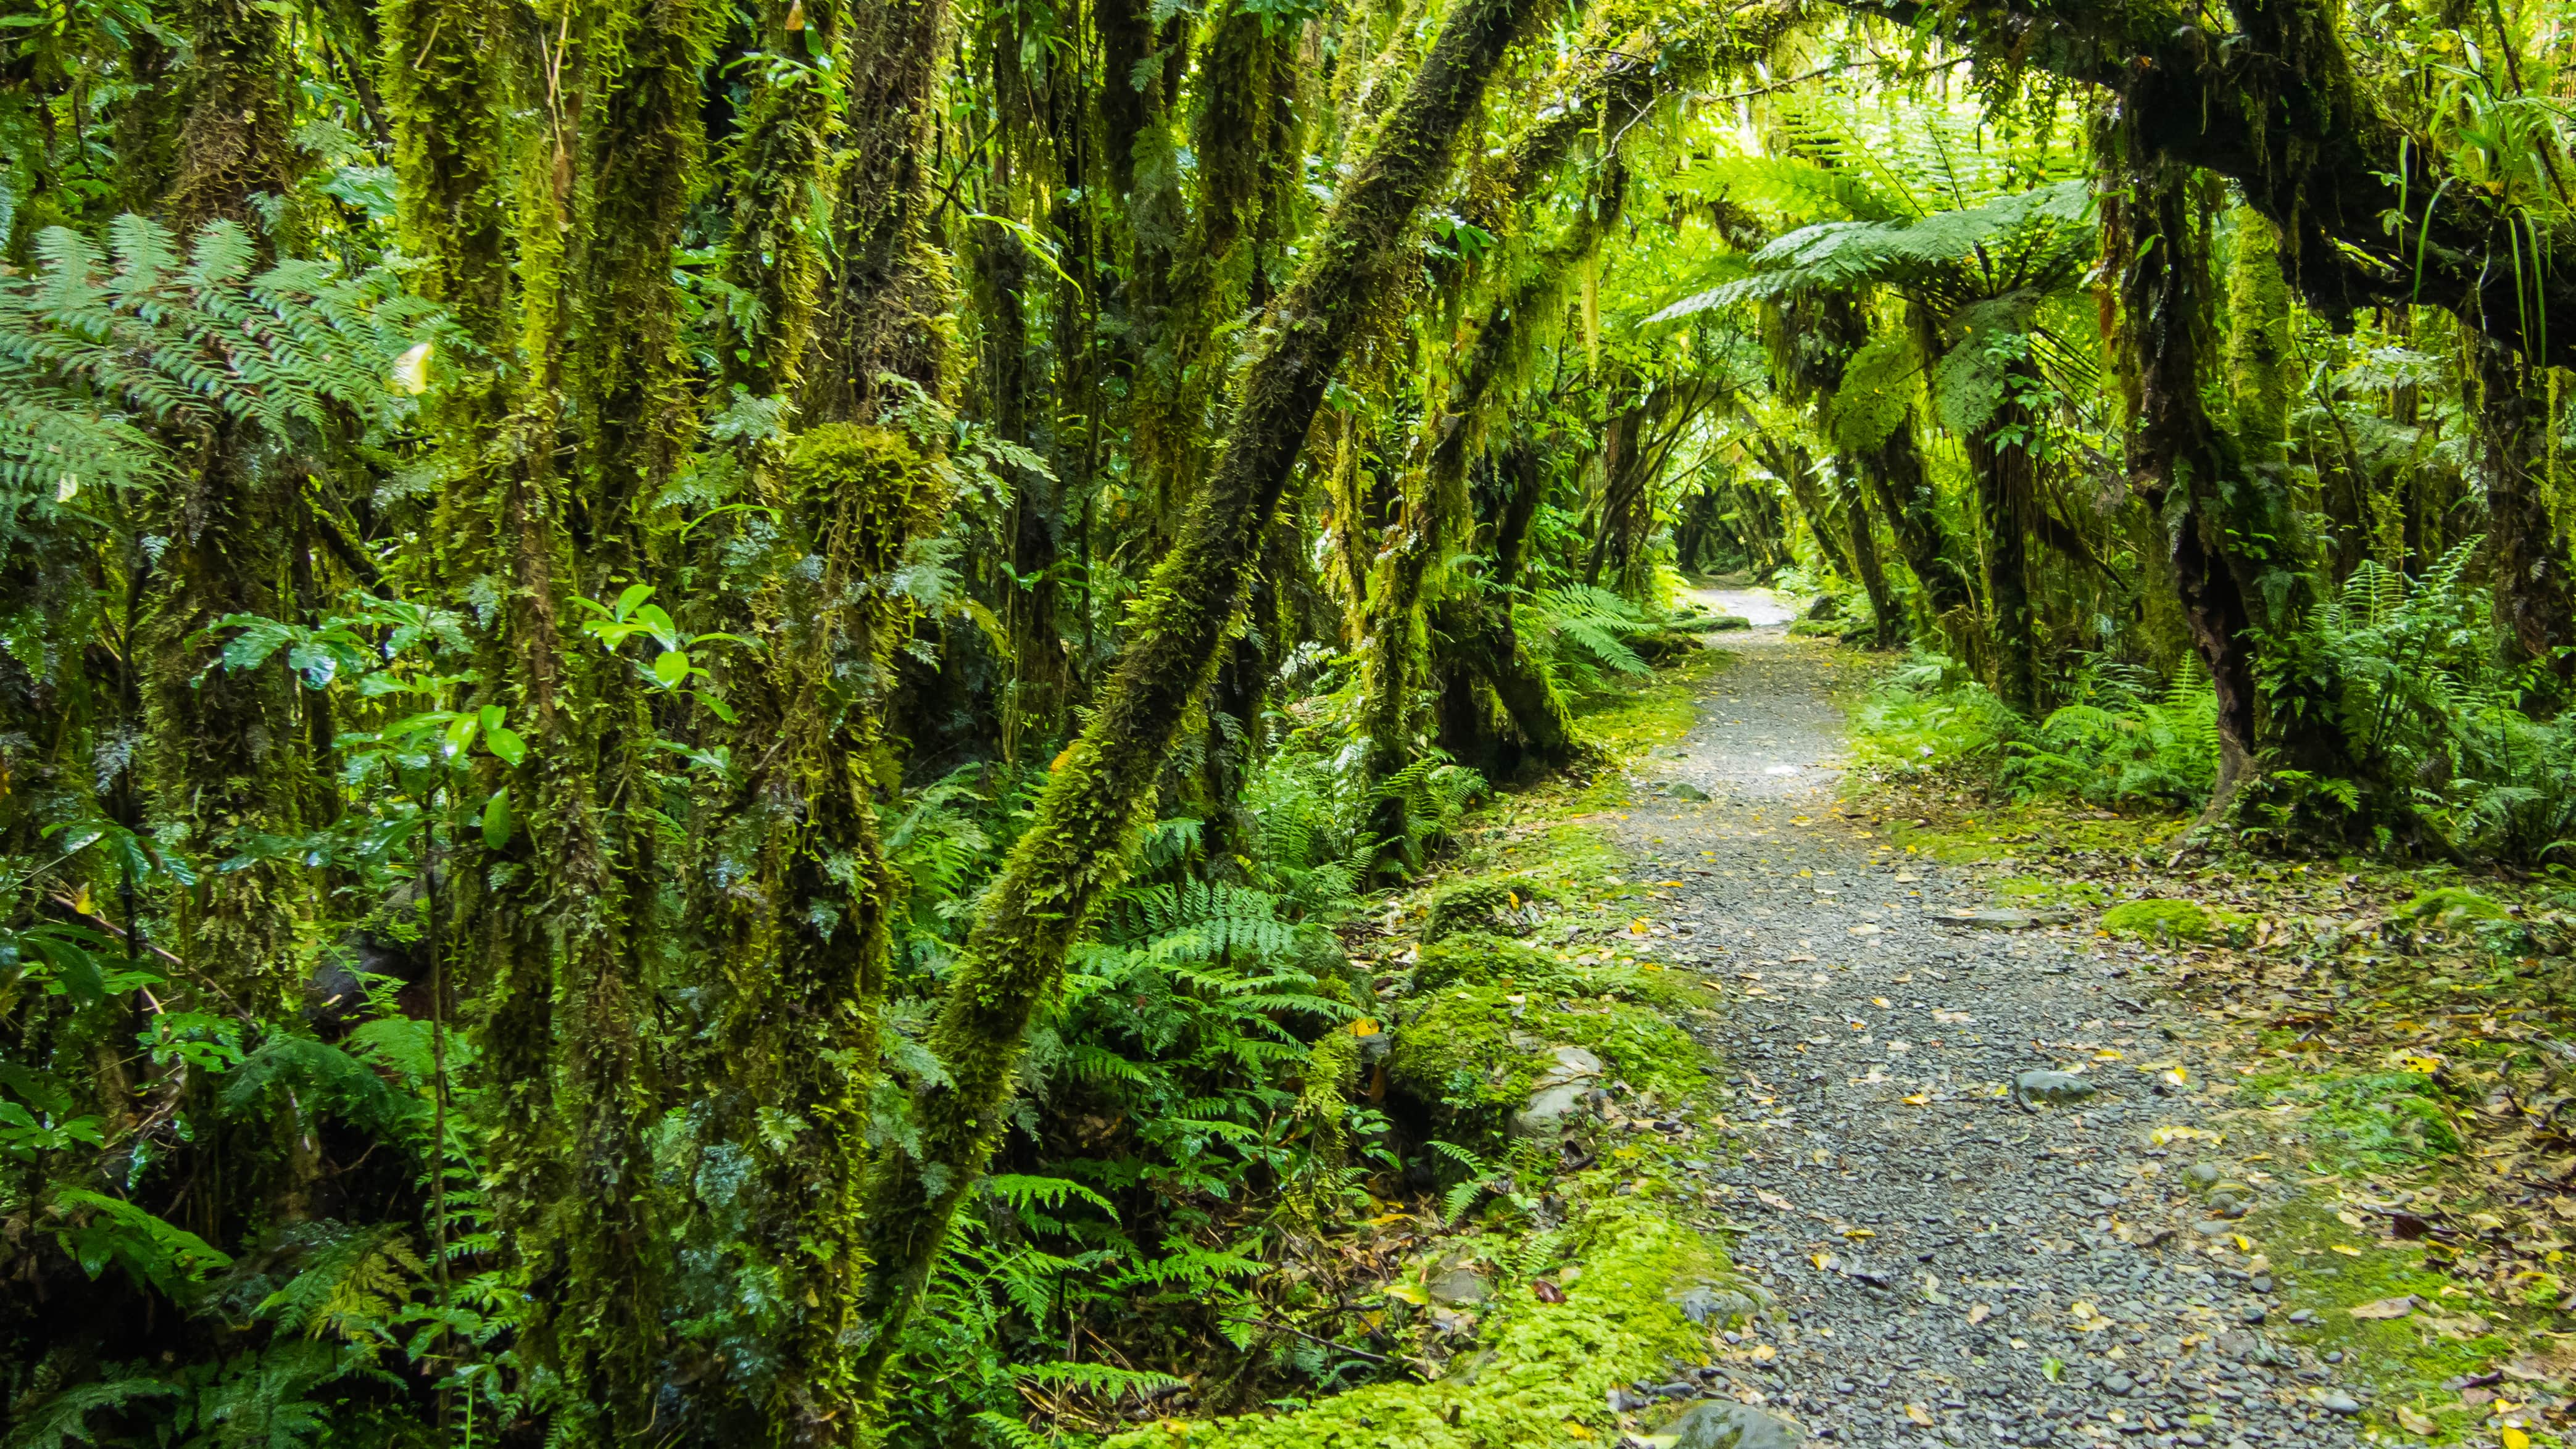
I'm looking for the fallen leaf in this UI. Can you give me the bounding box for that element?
[1811,1252,1837,1271]
[2349,1295,2419,1319]
[1967,1303,1992,1325]
[1902,1094,1930,1105]
[2396,1407,2438,1435]
[2503,1429,2530,1449]
[1872,996,1892,1008]
[2337,1210,2368,1229]
[1350,1018,1379,1036]
[2330,1244,2364,1257]
[1906,1404,1935,1426]
[1842,1227,1876,1240]
[1532,1279,1566,1303]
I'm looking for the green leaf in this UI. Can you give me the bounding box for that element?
[1826,331,1916,450]
[481,788,513,849]
[652,649,691,687]
[483,726,527,768]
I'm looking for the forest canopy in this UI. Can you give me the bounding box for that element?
[6,0,2576,1440]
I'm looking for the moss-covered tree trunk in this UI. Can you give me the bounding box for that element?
[1963,376,2042,715]
[2474,336,2576,677]
[851,0,1558,1387]
[818,0,958,418]
[1835,467,1902,648]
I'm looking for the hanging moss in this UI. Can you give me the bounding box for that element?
[720,0,845,394]
[573,0,722,579]
[163,0,296,232]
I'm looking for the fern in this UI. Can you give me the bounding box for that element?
[0,216,446,537]
[1,1377,178,1449]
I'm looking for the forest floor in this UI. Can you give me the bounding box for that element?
[1572,592,2565,1449]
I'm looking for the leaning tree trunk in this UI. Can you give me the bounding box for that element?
[850,0,1556,1390]
[1835,465,1902,648]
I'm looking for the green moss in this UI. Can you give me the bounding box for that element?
[1993,875,2110,909]
[2098,897,2248,942]
[2243,1070,2463,1173]
[1424,876,1556,944]
[1415,932,1561,991]
[1569,647,1727,766]
[1103,1189,1730,1449]
[2250,1196,2524,1427]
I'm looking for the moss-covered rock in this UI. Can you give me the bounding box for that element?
[1415,932,1561,992]
[1423,875,1553,942]
[1387,980,1708,1139]
[2099,897,2246,942]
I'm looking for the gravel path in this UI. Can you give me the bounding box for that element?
[1608,600,2369,1449]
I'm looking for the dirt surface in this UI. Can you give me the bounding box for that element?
[1608,605,2374,1449]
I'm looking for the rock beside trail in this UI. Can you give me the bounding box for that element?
[1663,1401,1806,1448]
[1510,1045,1606,1139]
[1940,907,2074,929]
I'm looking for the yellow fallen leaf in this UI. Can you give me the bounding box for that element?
[1842,1227,1875,1239]
[2503,1429,2531,1449]
[1811,1252,1837,1271]
[1902,1094,1930,1105]
[1350,1018,1379,1036]
[1751,1344,1776,1362]
[1906,1404,1935,1426]
[2071,1300,2097,1320]
[2331,1245,2364,1257]
[1967,1303,1992,1325]
[2396,1407,2438,1435]
[1507,891,1520,908]
[2231,1234,2253,1253]
[1630,919,1650,935]
[2094,1048,2124,1061]
[1564,1423,1595,1440]
[1873,997,1892,1008]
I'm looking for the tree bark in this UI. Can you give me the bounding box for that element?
[2475,336,2576,676]
[852,0,1559,1392]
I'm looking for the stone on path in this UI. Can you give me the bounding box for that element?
[1663,1401,1806,1449]
[2014,1069,2096,1105]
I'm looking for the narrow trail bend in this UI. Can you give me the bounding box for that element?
[1606,597,2367,1449]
